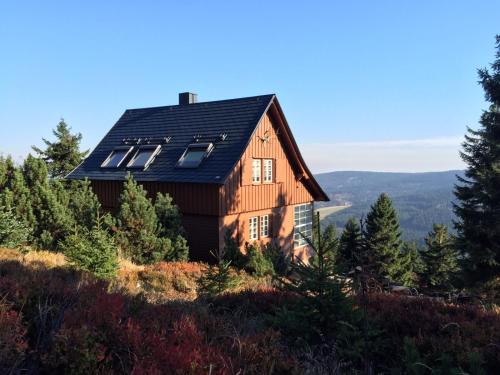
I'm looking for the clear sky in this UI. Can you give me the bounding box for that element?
[1,1,499,172]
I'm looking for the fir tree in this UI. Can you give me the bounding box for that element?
[421,224,459,291]
[337,217,363,273]
[61,215,118,280]
[198,247,240,298]
[363,193,403,284]
[454,35,500,289]
[0,206,31,248]
[115,173,171,264]
[32,119,89,178]
[274,212,361,348]
[396,242,425,288]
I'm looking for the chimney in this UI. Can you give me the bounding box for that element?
[179,92,198,105]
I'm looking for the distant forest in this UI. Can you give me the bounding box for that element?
[315,170,465,243]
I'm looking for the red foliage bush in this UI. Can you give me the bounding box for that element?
[0,302,28,371]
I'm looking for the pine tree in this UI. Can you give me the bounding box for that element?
[198,247,240,298]
[454,35,500,289]
[337,217,363,273]
[62,215,118,280]
[0,168,35,229]
[0,155,16,190]
[421,224,459,291]
[154,192,189,261]
[67,178,102,231]
[32,119,89,178]
[116,173,171,264]
[363,193,403,284]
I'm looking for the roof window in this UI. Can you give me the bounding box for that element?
[177,143,213,168]
[101,146,134,168]
[127,145,161,170]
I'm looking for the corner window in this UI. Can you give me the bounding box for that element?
[177,143,213,168]
[101,146,134,168]
[252,159,261,183]
[249,217,258,241]
[263,159,273,183]
[127,145,161,170]
[294,203,312,247]
[260,215,269,237]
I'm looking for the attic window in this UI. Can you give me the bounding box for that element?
[177,143,214,168]
[101,146,134,168]
[127,145,161,170]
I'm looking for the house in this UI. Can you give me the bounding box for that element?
[66,93,329,261]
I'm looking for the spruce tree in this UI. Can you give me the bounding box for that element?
[198,247,240,298]
[454,35,500,289]
[32,119,89,178]
[396,242,425,288]
[116,173,171,264]
[363,193,403,284]
[337,217,363,273]
[421,224,459,291]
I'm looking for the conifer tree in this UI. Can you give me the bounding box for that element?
[116,173,171,264]
[454,35,500,289]
[0,168,35,229]
[396,242,425,288]
[68,178,102,231]
[0,206,31,248]
[0,155,16,190]
[363,193,403,284]
[421,224,459,291]
[198,247,240,298]
[32,119,89,178]
[337,217,363,273]
[61,214,118,280]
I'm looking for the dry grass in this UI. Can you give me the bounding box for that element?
[0,248,271,303]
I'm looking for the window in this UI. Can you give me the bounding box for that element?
[294,203,313,247]
[101,146,134,168]
[249,217,258,241]
[263,159,273,183]
[127,145,161,170]
[252,159,261,183]
[260,215,269,237]
[177,143,213,168]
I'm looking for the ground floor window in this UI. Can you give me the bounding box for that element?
[260,215,269,237]
[294,203,312,247]
[249,216,259,240]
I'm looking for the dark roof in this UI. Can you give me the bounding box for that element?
[67,94,275,184]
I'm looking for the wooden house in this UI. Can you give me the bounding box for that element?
[66,93,329,261]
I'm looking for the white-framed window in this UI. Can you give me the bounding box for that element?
[260,215,270,237]
[177,143,214,168]
[252,159,261,183]
[249,216,259,240]
[101,146,134,168]
[263,159,273,183]
[294,203,313,247]
[127,145,161,170]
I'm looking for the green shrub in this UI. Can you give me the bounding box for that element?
[0,207,31,248]
[198,247,240,298]
[262,242,290,276]
[245,243,274,277]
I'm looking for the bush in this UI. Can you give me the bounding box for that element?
[0,301,27,372]
[245,243,275,277]
[198,248,240,298]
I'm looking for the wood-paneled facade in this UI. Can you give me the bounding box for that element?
[87,97,327,261]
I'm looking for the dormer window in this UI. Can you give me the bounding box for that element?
[177,143,213,168]
[101,146,134,168]
[127,145,161,170]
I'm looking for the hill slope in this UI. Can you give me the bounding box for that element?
[315,170,465,242]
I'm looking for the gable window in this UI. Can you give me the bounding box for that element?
[127,145,161,170]
[260,215,269,237]
[249,217,258,241]
[252,159,261,183]
[101,146,134,168]
[294,203,313,247]
[263,159,273,183]
[177,143,213,168]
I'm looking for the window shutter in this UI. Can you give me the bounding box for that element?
[275,158,286,183]
[240,158,252,186]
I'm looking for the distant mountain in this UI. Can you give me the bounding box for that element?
[314,170,465,243]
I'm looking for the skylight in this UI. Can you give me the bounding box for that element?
[101,146,133,168]
[177,143,214,168]
[127,145,161,170]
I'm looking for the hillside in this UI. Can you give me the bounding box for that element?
[315,170,465,242]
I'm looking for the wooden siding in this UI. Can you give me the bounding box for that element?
[91,180,219,216]
[220,111,313,216]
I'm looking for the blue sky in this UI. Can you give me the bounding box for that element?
[1,1,499,172]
